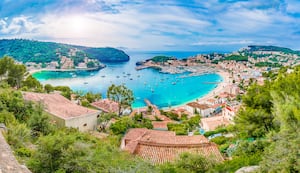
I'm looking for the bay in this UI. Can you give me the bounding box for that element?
[33,51,223,108]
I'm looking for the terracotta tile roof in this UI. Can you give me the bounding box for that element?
[187,102,211,110]
[152,121,173,130]
[145,114,171,121]
[23,92,99,120]
[91,99,119,113]
[122,128,223,164]
[201,116,230,131]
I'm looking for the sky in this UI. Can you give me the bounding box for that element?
[0,0,299,51]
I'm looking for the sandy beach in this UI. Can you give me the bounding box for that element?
[195,70,230,103]
[162,69,231,110]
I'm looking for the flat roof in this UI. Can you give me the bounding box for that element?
[23,92,100,120]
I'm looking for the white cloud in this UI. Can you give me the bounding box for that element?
[1,0,300,50]
[0,16,39,35]
[192,40,254,46]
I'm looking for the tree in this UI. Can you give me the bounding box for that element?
[28,103,53,136]
[109,114,153,135]
[87,61,95,68]
[175,153,216,173]
[22,75,42,90]
[7,63,26,89]
[44,84,54,93]
[107,84,134,116]
[0,56,14,80]
[97,112,117,132]
[259,94,300,172]
[85,91,101,103]
[234,108,274,138]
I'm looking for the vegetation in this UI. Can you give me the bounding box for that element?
[246,45,300,55]
[79,47,130,62]
[1,52,300,172]
[109,113,153,135]
[107,84,134,116]
[167,115,201,135]
[0,39,130,63]
[223,54,248,61]
[255,62,282,67]
[150,56,176,63]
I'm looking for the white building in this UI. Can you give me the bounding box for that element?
[23,92,101,132]
[186,102,213,117]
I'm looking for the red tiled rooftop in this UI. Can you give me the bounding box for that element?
[201,116,230,131]
[152,121,173,130]
[122,128,223,164]
[187,102,210,110]
[91,99,119,113]
[23,92,99,120]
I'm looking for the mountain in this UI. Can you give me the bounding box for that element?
[0,39,130,63]
[242,45,300,55]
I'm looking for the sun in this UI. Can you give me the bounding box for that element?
[68,15,86,35]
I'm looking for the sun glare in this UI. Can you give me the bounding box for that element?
[68,16,86,34]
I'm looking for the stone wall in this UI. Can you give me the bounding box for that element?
[0,130,31,173]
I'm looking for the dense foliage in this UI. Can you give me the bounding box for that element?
[246,45,300,55]
[254,62,282,67]
[109,113,153,135]
[107,84,134,116]
[80,47,130,62]
[223,55,248,61]
[150,56,176,63]
[0,39,130,63]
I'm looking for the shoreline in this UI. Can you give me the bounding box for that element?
[133,69,230,110]
[28,66,105,74]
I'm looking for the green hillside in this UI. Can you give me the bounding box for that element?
[244,45,300,55]
[0,39,130,63]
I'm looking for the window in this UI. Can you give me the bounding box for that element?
[83,123,87,127]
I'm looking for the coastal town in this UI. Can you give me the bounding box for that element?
[25,47,105,73]
[1,44,300,172]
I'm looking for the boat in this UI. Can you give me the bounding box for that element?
[116,76,120,78]
[84,82,88,84]
[172,82,176,85]
[130,78,133,80]
[151,88,154,93]
[101,75,105,78]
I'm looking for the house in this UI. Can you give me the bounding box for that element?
[91,99,119,114]
[23,92,101,132]
[204,98,218,106]
[152,121,173,130]
[222,105,239,121]
[186,102,213,117]
[121,128,223,164]
[225,85,240,95]
[200,115,231,131]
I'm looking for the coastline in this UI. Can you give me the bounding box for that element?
[133,69,230,110]
[28,66,105,75]
[165,70,230,110]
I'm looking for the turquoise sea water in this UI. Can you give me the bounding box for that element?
[33,51,223,108]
